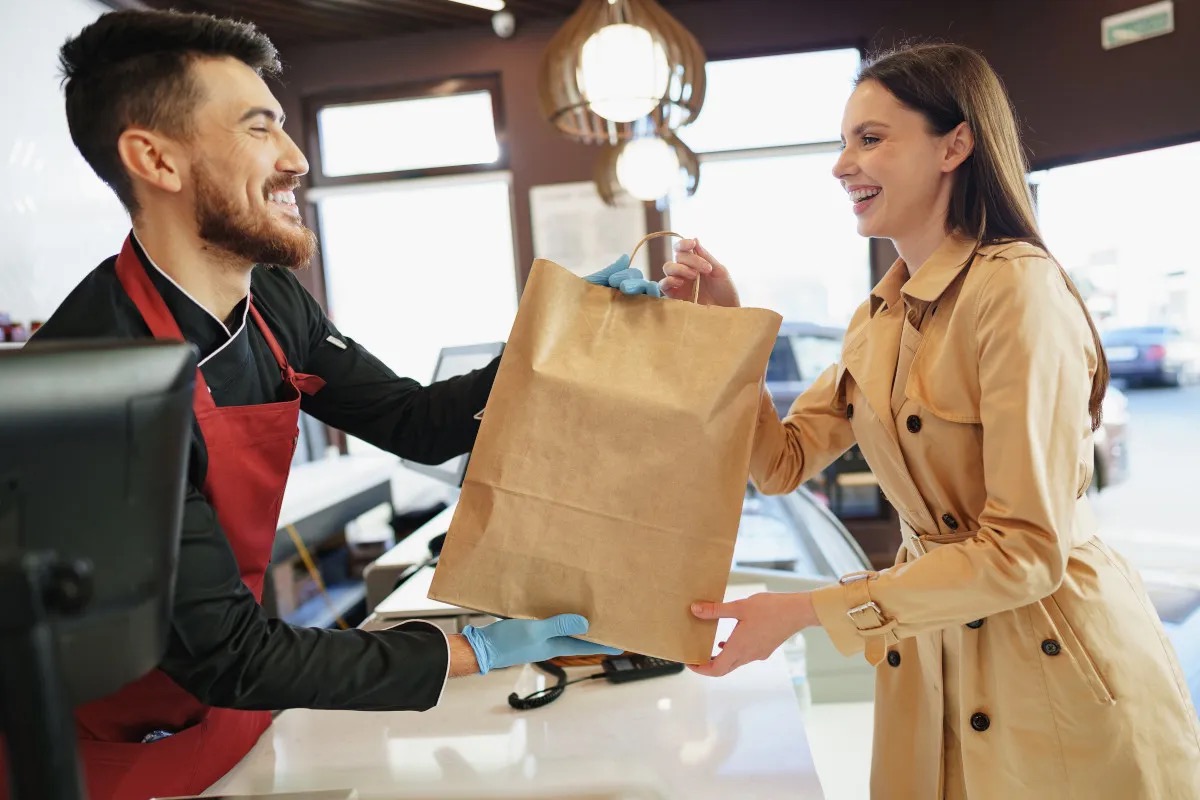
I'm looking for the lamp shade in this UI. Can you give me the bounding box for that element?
[539,0,706,146]
[595,130,699,205]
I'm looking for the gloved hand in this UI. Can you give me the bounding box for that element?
[584,254,662,298]
[462,614,621,674]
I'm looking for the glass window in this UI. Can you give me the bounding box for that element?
[679,49,860,154]
[317,91,501,178]
[1031,140,1200,330]
[315,175,518,406]
[667,150,869,327]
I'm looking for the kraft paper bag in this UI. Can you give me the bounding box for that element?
[428,232,782,664]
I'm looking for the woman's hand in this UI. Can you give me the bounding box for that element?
[659,239,741,308]
[688,591,818,677]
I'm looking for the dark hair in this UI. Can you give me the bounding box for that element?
[859,43,1109,430]
[58,9,281,213]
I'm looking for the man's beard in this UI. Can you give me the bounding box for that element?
[193,161,317,269]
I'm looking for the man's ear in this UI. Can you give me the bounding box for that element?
[941,121,975,173]
[116,127,185,195]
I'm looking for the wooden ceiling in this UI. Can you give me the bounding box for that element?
[107,1,699,46]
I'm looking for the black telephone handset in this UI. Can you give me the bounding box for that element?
[507,655,684,710]
[600,654,685,683]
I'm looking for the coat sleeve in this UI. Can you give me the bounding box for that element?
[810,256,1096,660]
[749,362,857,495]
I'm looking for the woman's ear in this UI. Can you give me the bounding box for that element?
[942,121,975,173]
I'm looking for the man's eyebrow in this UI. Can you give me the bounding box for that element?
[239,107,285,125]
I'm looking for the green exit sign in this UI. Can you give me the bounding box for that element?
[1102,1,1175,50]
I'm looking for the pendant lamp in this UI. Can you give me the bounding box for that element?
[539,0,706,146]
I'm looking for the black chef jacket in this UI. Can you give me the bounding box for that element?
[32,233,499,713]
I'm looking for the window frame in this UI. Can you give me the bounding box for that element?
[302,73,508,188]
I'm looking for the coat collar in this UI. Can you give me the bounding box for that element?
[842,235,975,448]
[896,234,978,305]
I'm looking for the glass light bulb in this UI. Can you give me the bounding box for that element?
[615,137,680,201]
[579,24,670,123]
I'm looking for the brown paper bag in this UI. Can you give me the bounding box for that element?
[428,232,782,664]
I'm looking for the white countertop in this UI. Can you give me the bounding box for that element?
[205,585,827,800]
[278,454,399,529]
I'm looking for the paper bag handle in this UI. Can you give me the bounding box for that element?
[628,230,700,304]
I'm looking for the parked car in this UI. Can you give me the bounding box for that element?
[1092,385,1129,492]
[1102,325,1200,387]
[766,322,1129,495]
[764,322,846,415]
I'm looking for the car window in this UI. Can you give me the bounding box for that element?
[791,335,843,380]
[766,337,801,382]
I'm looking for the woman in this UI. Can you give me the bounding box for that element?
[664,44,1200,799]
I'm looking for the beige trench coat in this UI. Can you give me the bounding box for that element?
[750,236,1200,799]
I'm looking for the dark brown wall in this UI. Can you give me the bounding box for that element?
[977,0,1200,169]
[276,0,1200,293]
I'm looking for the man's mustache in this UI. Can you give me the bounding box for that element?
[263,176,300,196]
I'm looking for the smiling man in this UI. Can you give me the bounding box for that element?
[11,9,637,800]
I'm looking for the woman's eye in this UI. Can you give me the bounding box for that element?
[862,135,880,146]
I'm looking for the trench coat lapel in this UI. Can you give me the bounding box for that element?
[840,306,904,448]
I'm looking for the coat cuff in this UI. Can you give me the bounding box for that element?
[811,582,866,657]
[812,574,899,666]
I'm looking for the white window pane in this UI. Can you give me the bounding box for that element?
[668,150,869,328]
[318,91,500,177]
[317,175,518,416]
[1034,140,1200,329]
[680,49,860,153]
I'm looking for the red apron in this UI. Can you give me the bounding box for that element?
[20,237,324,800]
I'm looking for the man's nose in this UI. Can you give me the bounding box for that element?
[278,130,309,177]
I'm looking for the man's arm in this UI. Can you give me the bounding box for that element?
[288,279,498,465]
[161,485,454,711]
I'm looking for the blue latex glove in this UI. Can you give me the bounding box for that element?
[462,614,621,674]
[584,254,662,298]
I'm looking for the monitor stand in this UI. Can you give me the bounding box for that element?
[0,550,91,800]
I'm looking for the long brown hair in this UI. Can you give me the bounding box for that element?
[859,44,1109,430]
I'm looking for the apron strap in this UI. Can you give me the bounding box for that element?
[113,235,216,411]
[247,300,326,396]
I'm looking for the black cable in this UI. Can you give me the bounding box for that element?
[506,661,605,711]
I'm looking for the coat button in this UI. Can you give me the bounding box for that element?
[970,712,991,732]
[887,650,901,667]
[906,414,922,433]
[1041,639,1062,656]
[966,619,985,629]
[846,403,854,420]
[941,513,959,530]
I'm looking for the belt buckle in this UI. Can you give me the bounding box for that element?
[838,571,872,585]
[847,600,883,619]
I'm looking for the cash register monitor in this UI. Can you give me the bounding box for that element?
[402,342,505,487]
[0,341,196,799]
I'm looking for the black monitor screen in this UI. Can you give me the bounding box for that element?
[0,340,195,704]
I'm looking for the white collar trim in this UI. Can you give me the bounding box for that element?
[131,231,250,368]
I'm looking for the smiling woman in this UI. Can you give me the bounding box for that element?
[666,42,1200,800]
